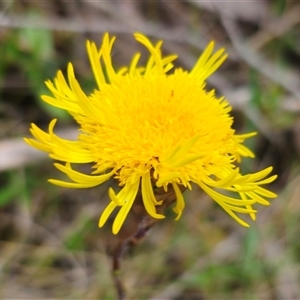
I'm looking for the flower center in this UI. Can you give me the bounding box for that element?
[78,70,235,185]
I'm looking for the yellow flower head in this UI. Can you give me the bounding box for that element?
[24,33,277,234]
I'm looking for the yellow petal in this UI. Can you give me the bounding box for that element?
[24,138,52,153]
[141,172,165,219]
[86,40,106,89]
[52,163,113,185]
[102,33,117,83]
[172,182,185,220]
[156,172,181,187]
[199,181,256,206]
[112,180,140,234]
[191,41,227,81]
[134,33,163,71]
[108,187,123,206]
[254,186,277,198]
[48,179,104,188]
[98,201,117,227]
[129,53,141,74]
[202,168,240,188]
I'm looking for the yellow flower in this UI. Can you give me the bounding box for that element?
[24,33,277,234]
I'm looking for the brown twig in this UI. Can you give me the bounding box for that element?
[107,183,186,299]
[111,240,127,300]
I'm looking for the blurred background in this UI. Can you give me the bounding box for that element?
[0,0,299,299]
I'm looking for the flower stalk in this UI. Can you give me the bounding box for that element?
[108,183,184,300]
